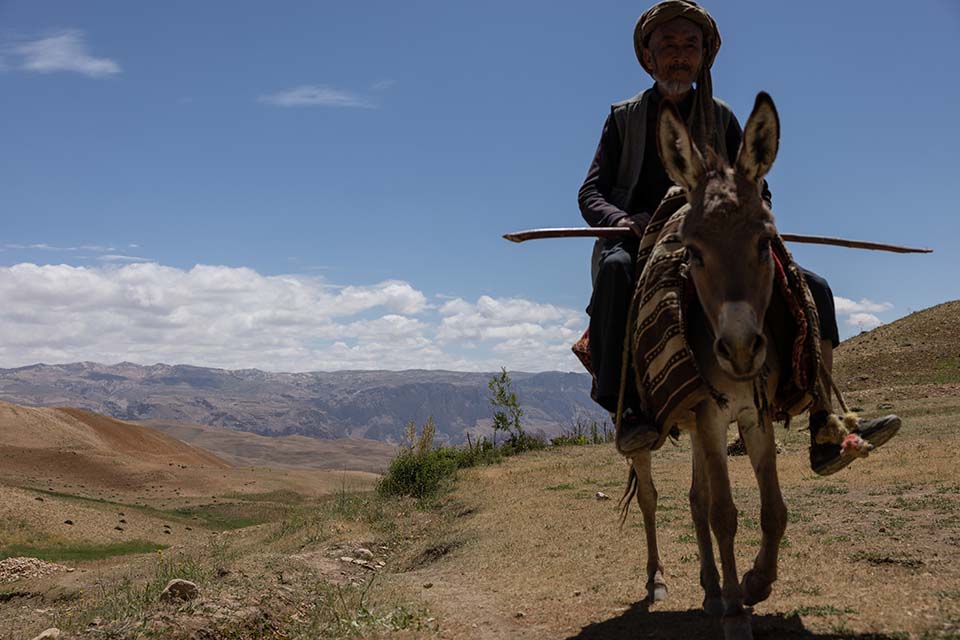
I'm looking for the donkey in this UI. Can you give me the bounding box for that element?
[628,92,787,640]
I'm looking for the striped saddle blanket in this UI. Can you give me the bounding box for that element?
[574,189,822,446]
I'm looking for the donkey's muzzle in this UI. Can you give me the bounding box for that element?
[714,303,767,379]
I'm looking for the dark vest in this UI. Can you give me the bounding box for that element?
[589,88,735,285]
[608,87,734,211]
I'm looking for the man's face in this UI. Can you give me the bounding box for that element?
[642,17,703,93]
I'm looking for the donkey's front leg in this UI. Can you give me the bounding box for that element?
[693,412,752,640]
[739,411,787,606]
[631,451,667,602]
[690,435,723,616]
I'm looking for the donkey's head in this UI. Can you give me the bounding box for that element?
[658,92,781,380]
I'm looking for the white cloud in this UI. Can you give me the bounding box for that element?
[833,295,893,334]
[438,296,582,341]
[833,296,893,315]
[258,85,375,108]
[4,243,115,252]
[370,79,396,91]
[97,254,151,263]
[15,31,120,77]
[436,296,584,370]
[845,312,883,331]
[0,263,585,372]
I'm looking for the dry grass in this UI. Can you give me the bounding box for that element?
[0,489,437,640]
[3,398,959,638]
[391,396,960,639]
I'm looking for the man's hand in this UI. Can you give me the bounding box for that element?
[616,213,651,238]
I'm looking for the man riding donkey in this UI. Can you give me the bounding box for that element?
[577,0,901,474]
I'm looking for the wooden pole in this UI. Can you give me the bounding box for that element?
[502,227,933,254]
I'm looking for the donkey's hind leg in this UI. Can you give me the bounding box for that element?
[631,451,667,602]
[738,410,787,606]
[690,434,723,616]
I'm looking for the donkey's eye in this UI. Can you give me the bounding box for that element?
[685,246,704,267]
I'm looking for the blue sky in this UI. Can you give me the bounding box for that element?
[1,1,958,371]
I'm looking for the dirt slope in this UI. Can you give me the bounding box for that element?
[141,420,396,473]
[834,299,960,392]
[0,402,227,468]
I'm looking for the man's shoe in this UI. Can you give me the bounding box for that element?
[615,409,660,455]
[857,414,902,448]
[810,414,901,476]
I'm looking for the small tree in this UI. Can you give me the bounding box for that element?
[488,367,523,446]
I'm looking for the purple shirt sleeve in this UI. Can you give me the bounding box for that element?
[578,114,630,228]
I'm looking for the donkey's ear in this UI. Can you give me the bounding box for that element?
[657,101,704,193]
[735,92,780,183]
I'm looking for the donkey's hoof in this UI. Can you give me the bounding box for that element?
[721,611,753,640]
[646,581,668,603]
[702,596,724,617]
[741,569,773,606]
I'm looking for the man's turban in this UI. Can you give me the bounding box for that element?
[634,1,722,152]
[634,0,721,75]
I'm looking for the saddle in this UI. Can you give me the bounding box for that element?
[574,188,823,446]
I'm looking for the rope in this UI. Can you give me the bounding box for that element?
[817,360,849,415]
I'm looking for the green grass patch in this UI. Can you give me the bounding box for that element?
[791,604,857,617]
[0,540,167,562]
[166,502,283,530]
[931,356,960,384]
[23,488,176,522]
[810,484,849,495]
[221,490,307,504]
[788,510,813,523]
[545,483,575,491]
[850,551,924,568]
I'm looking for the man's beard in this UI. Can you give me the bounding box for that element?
[654,63,696,96]
[657,78,694,96]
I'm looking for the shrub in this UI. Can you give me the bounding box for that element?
[379,418,457,500]
[500,431,547,455]
[451,435,502,468]
[377,448,457,500]
[552,417,613,447]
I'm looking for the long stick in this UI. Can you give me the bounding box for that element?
[502,227,932,254]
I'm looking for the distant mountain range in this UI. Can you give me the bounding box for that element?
[0,362,607,444]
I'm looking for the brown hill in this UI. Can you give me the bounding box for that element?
[0,400,231,491]
[141,420,396,474]
[833,300,960,394]
[0,401,227,467]
[0,399,379,503]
